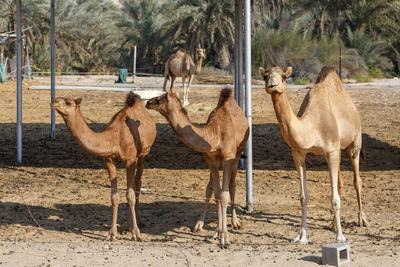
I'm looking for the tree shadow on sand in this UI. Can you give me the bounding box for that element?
[0,123,399,171]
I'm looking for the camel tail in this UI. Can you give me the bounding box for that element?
[125,91,141,107]
[217,88,233,108]
[164,61,171,80]
[360,143,366,164]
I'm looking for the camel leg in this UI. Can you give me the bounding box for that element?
[193,172,216,232]
[105,158,119,241]
[184,74,195,106]
[182,76,188,106]
[125,161,142,241]
[134,156,146,227]
[291,150,309,244]
[218,158,236,248]
[229,155,241,230]
[163,76,169,92]
[330,152,343,230]
[170,76,176,93]
[346,142,368,227]
[327,150,346,243]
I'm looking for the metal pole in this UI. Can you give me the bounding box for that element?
[234,0,239,102]
[16,0,22,163]
[244,0,253,212]
[238,0,243,110]
[339,45,342,80]
[50,0,56,140]
[133,45,137,83]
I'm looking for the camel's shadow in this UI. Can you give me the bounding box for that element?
[0,122,399,171]
[0,200,327,242]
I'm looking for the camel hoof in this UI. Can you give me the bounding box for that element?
[292,235,308,245]
[193,221,204,232]
[359,212,369,227]
[329,219,337,231]
[106,234,116,242]
[231,221,242,230]
[219,233,230,248]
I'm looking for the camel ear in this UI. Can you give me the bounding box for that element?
[259,67,266,76]
[75,98,82,106]
[283,67,292,79]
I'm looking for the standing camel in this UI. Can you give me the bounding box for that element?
[146,89,249,247]
[163,47,206,106]
[51,92,156,241]
[259,66,368,244]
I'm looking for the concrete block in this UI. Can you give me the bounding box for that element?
[322,243,350,266]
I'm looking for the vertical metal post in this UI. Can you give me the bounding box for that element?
[132,45,137,83]
[16,0,22,163]
[244,0,253,212]
[339,45,342,80]
[235,0,245,169]
[50,0,56,140]
[234,0,239,102]
[238,0,243,110]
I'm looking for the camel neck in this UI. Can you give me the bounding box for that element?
[63,109,114,156]
[166,108,213,152]
[194,57,204,75]
[271,90,303,146]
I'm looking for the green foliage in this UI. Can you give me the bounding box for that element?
[354,73,372,83]
[252,29,315,71]
[368,67,385,78]
[0,0,398,76]
[294,77,309,85]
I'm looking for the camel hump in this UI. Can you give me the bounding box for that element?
[217,88,233,108]
[125,91,141,107]
[315,66,338,84]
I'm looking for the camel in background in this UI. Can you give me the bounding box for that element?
[51,92,156,242]
[163,47,206,106]
[146,88,249,247]
[259,66,368,244]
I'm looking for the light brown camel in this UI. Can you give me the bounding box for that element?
[146,88,249,247]
[259,66,368,244]
[163,47,206,106]
[51,92,156,241]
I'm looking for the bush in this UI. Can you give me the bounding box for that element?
[294,77,309,85]
[368,67,385,78]
[355,73,372,82]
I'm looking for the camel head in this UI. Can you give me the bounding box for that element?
[145,92,182,116]
[259,66,292,94]
[196,47,206,59]
[51,97,82,117]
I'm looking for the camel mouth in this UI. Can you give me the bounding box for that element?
[269,84,279,90]
[50,101,61,109]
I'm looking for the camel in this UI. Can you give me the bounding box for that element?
[259,66,368,244]
[162,47,206,106]
[51,92,156,241]
[146,88,249,247]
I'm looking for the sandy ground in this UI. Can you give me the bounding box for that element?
[0,74,399,266]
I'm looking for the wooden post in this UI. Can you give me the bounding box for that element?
[339,45,342,80]
[132,45,137,83]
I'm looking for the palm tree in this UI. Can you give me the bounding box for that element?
[117,0,167,72]
[162,0,234,69]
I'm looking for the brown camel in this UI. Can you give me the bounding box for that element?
[51,92,156,241]
[146,88,249,247]
[163,47,206,106]
[259,66,368,244]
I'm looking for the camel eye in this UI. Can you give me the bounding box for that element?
[65,101,72,106]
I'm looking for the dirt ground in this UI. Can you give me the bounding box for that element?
[0,75,399,266]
